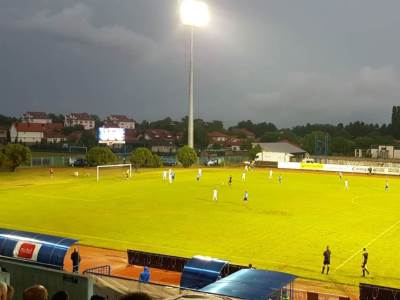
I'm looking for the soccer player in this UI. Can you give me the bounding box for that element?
[385,179,389,192]
[196,174,200,182]
[125,169,130,179]
[344,179,349,190]
[244,165,249,172]
[278,175,282,184]
[228,175,232,186]
[361,248,369,277]
[339,172,343,180]
[162,170,167,180]
[243,190,248,202]
[321,246,331,274]
[198,168,202,178]
[241,172,246,182]
[269,169,273,179]
[49,168,54,177]
[213,189,218,201]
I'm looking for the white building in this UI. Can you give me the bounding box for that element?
[64,113,95,130]
[10,123,45,144]
[22,112,52,124]
[106,115,135,129]
[253,142,307,163]
[356,145,400,159]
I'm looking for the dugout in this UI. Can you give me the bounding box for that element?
[0,228,78,270]
[180,256,228,289]
[200,268,296,300]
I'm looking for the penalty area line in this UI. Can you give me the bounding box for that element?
[335,218,400,271]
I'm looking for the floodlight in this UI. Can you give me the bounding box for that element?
[180,0,210,27]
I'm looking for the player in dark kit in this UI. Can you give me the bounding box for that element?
[361,248,369,277]
[228,175,232,186]
[321,246,331,274]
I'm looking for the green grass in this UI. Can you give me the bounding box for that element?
[1,167,400,288]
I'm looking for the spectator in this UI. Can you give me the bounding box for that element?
[51,291,68,300]
[6,285,14,300]
[23,285,48,300]
[90,296,105,300]
[120,292,152,300]
[70,248,81,273]
[0,282,7,300]
[139,266,150,283]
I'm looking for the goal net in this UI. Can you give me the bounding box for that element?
[96,163,132,182]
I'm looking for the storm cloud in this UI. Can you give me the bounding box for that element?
[1,0,400,127]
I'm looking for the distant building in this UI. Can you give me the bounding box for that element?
[64,113,95,130]
[144,129,177,142]
[22,112,52,124]
[224,137,244,151]
[236,128,256,140]
[0,126,8,144]
[150,140,177,154]
[355,145,400,159]
[106,115,135,129]
[10,123,45,144]
[44,123,66,143]
[9,122,66,144]
[253,141,307,163]
[208,131,229,144]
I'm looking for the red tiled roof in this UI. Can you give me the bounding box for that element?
[44,123,65,138]
[13,122,45,132]
[238,128,255,137]
[24,112,49,119]
[145,129,175,140]
[103,121,119,128]
[208,131,229,138]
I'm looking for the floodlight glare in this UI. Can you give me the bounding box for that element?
[180,0,210,27]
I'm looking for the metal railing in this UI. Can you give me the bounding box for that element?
[83,265,111,276]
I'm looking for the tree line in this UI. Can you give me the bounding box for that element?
[2,106,400,155]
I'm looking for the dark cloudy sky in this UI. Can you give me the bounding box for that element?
[1,0,400,127]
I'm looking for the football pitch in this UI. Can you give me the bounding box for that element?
[1,167,400,287]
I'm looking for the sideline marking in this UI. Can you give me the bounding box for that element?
[335,218,400,270]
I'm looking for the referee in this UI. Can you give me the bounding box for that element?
[321,246,331,274]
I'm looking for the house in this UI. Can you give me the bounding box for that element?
[64,113,95,130]
[150,140,177,154]
[0,126,8,144]
[22,112,52,124]
[208,131,229,144]
[144,129,176,141]
[125,129,141,144]
[106,115,135,129]
[237,128,256,140]
[355,145,400,159]
[225,137,244,151]
[9,123,45,144]
[44,123,66,143]
[253,141,307,163]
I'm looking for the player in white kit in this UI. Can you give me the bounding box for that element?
[213,189,218,201]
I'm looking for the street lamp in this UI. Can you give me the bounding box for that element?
[180,0,209,148]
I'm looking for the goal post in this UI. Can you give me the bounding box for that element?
[96,163,132,182]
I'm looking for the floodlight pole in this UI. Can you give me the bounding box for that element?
[188,26,194,149]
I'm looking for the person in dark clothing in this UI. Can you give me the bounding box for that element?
[321,246,331,274]
[139,266,150,283]
[51,291,69,300]
[228,176,232,186]
[361,248,369,277]
[120,292,152,300]
[70,248,81,273]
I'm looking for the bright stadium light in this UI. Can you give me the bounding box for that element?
[180,0,210,28]
[180,0,210,148]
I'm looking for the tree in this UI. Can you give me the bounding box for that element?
[91,114,104,128]
[260,132,281,142]
[177,146,197,168]
[79,130,97,148]
[2,144,31,171]
[248,144,262,160]
[130,147,159,168]
[48,113,64,123]
[86,146,117,166]
[330,137,355,155]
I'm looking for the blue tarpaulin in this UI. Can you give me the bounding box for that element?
[0,228,78,269]
[180,256,228,290]
[200,269,296,300]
